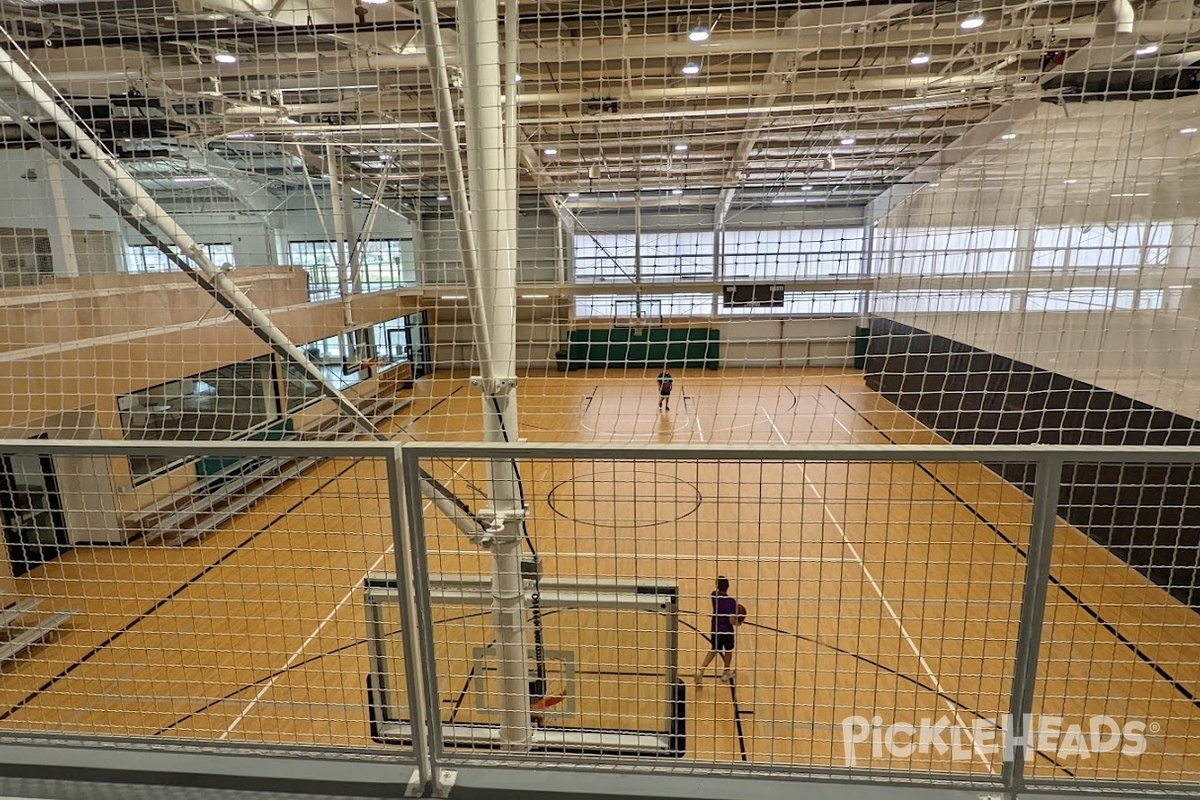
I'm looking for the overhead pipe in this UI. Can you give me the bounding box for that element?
[0,31,384,442]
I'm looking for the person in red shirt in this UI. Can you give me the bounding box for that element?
[695,576,744,685]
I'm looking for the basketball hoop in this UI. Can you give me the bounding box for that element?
[530,684,568,727]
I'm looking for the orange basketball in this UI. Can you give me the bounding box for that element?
[734,603,747,626]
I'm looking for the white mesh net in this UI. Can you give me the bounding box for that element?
[0,0,1194,789]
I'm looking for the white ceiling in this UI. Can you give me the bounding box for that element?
[0,0,1196,218]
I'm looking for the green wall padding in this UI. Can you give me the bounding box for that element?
[853,325,871,370]
[564,328,719,370]
[197,417,296,478]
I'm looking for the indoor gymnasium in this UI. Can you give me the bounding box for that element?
[0,0,1193,798]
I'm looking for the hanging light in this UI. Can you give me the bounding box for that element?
[840,136,856,146]
[681,61,702,76]
[671,188,684,195]
[688,25,710,42]
[910,51,931,66]
[213,51,238,64]
[960,14,985,30]
[1135,43,1160,56]
[674,143,689,152]
[543,147,558,156]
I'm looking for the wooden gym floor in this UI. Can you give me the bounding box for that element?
[0,368,1197,782]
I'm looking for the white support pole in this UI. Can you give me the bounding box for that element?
[0,38,382,440]
[459,0,531,750]
[327,143,355,329]
[417,0,495,374]
[505,0,520,288]
[43,158,80,278]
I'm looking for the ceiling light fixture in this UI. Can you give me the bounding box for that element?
[1181,127,1198,134]
[1136,43,1160,56]
[689,25,711,42]
[436,195,449,202]
[840,137,856,146]
[672,188,684,195]
[960,14,985,30]
[674,143,688,152]
[543,147,558,156]
[910,51,931,66]
[1064,179,1078,184]
[801,184,813,191]
[213,51,238,64]
[567,191,580,198]
[1000,133,1018,140]
[681,61,701,76]
[363,0,390,4]
[514,73,522,82]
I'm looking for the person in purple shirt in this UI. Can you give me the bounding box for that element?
[695,576,742,685]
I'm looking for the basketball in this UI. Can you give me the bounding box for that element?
[734,603,747,626]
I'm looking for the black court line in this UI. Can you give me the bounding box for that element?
[729,678,748,761]
[825,385,1200,712]
[0,455,370,724]
[155,603,1072,774]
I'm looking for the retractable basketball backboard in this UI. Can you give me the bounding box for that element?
[364,574,685,757]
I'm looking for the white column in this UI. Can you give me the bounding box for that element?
[43,158,79,277]
[459,0,531,749]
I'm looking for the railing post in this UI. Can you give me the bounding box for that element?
[399,445,447,784]
[1002,455,1064,798]
[386,445,439,795]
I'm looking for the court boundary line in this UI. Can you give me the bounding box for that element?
[825,385,1200,712]
[761,408,996,775]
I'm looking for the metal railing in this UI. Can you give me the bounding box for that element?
[0,439,1193,800]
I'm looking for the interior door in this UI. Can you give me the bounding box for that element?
[0,436,69,577]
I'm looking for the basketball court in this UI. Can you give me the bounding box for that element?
[0,369,1191,784]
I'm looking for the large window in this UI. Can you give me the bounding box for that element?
[882,228,1017,275]
[574,227,868,283]
[574,232,713,283]
[124,243,234,274]
[119,356,277,479]
[288,238,413,300]
[1032,223,1170,271]
[722,228,865,279]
